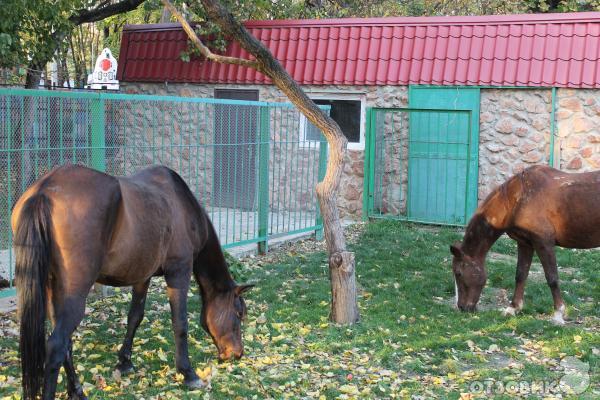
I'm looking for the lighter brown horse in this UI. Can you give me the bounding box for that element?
[12,164,253,400]
[450,165,599,324]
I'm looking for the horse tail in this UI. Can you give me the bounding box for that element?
[14,193,52,400]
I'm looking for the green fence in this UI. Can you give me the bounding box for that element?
[364,107,474,226]
[0,89,328,296]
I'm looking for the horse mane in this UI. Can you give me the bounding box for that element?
[476,170,526,231]
[166,168,236,292]
[461,171,527,257]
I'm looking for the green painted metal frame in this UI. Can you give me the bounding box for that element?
[257,106,270,254]
[407,86,480,224]
[90,97,106,172]
[549,87,557,168]
[314,136,328,240]
[363,106,473,226]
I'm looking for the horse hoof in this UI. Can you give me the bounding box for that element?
[68,388,87,400]
[185,378,205,389]
[502,306,517,316]
[552,305,566,325]
[115,362,135,375]
[552,313,566,325]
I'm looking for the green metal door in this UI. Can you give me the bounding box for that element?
[408,86,480,225]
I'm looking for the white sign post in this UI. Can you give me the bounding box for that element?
[87,48,119,90]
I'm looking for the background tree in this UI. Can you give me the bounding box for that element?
[0,0,149,88]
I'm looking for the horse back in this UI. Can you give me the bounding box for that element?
[100,166,203,285]
[481,165,600,248]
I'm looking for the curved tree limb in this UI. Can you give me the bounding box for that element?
[70,0,147,25]
[161,0,260,69]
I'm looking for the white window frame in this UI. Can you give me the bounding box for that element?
[299,93,366,150]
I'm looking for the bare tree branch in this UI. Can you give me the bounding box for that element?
[70,0,146,25]
[160,0,260,69]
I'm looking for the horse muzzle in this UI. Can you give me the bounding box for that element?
[218,348,243,361]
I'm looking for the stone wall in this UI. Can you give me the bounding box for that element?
[556,89,600,172]
[478,89,553,200]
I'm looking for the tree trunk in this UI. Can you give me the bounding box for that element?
[182,0,359,323]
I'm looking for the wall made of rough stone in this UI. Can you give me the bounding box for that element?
[556,89,600,171]
[478,89,552,200]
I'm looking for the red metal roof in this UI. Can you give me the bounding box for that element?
[117,12,600,88]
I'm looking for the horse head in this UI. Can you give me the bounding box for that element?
[450,243,487,312]
[201,284,254,360]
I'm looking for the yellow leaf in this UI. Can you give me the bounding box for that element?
[298,326,311,336]
[339,384,359,394]
[574,335,582,344]
[157,348,168,362]
[196,366,215,383]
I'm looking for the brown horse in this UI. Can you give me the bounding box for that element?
[450,165,599,324]
[12,164,253,400]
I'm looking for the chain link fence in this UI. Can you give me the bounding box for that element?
[0,89,328,295]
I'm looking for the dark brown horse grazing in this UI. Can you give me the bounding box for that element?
[450,165,599,324]
[12,164,253,400]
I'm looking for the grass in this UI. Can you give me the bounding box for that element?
[0,220,598,399]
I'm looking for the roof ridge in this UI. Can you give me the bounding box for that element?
[243,12,600,28]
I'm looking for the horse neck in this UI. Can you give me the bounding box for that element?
[194,218,236,299]
[462,213,503,261]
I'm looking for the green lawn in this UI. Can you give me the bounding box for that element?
[0,220,598,399]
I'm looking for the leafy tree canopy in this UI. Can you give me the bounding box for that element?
[0,0,86,68]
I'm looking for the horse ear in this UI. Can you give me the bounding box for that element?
[235,284,255,296]
[450,243,463,259]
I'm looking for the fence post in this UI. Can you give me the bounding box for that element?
[90,94,108,296]
[257,106,270,254]
[362,107,373,221]
[315,135,328,241]
[90,94,106,172]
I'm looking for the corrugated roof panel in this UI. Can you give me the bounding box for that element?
[118,12,600,87]
[595,56,600,87]
[375,27,391,84]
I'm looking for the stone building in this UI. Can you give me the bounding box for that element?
[117,12,600,223]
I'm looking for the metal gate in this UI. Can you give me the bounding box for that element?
[0,89,328,297]
[364,107,475,225]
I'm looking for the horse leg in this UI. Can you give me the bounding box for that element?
[164,267,202,389]
[116,279,151,374]
[43,295,87,400]
[534,243,566,325]
[48,289,86,400]
[503,242,534,316]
